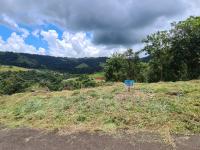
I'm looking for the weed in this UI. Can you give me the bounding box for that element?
[77,115,87,122]
[0,80,199,134]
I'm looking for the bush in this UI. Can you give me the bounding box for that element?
[63,79,81,90]
[63,75,97,90]
[0,70,72,95]
[0,70,101,95]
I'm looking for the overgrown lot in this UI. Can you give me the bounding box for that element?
[0,80,199,135]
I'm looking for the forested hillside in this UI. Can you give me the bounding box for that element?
[0,52,107,74]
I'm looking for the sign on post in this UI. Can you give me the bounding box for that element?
[124,80,135,92]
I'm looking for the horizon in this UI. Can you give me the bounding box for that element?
[0,51,109,59]
[0,0,200,58]
[0,51,150,60]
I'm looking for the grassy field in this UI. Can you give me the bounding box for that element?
[89,72,104,79]
[0,80,199,136]
[0,65,28,72]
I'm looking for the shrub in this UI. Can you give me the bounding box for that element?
[0,70,72,95]
[63,75,97,90]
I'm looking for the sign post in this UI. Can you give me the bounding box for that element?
[124,80,135,92]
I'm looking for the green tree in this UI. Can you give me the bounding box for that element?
[169,16,200,80]
[142,31,171,82]
[143,16,200,82]
[104,53,127,81]
[124,49,135,79]
[104,49,145,82]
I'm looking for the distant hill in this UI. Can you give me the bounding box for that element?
[0,51,150,74]
[0,52,107,74]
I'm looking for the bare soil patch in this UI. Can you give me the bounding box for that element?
[0,128,199,150]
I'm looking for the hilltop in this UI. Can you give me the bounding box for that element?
[0,51,107,74]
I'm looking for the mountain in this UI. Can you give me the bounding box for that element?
[0,51,107,74]
[0,51,150,74]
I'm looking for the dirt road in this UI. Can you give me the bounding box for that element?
[0,128,199,150]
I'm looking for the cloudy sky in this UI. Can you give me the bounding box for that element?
[0,0,199,57]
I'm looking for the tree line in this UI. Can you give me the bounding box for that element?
[105,16,200,82]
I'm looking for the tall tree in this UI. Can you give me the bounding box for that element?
[104,53,127,81]
[142,31,171,82]
[104,49,144,82]
[142,16,200,82]
[170,16,200,80]
[124,49,139,79]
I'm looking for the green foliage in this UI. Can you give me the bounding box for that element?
[63,75,97,90]
[105,16,200,83]
[0,80,199,133]
[0,73,30,95]
[0,65,28,72]
[63,79,81,90]
[0,69,103,95]
[89,72,104,78]
[75,63,89,69]
[0,51,107,74]
[104,53,127,81]
[104,49,148,82]
[143,31,171,82]
[143,16,200,82]
[0,70,72,95]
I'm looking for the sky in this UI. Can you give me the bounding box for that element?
[0,0,200,58]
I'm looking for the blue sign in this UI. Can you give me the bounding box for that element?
[124,80,135,86]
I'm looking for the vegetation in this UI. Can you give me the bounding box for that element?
[104,49,148,82]
[0,51,107,74]
[89,72,105,79]
[0,70,69,95]
[0,65,29,72]
[0,80,199,135]
[0,16,199,139]
[144,16,200,82]
[63,75,102,90]
[105,16,200,82]
[0,70,106,95]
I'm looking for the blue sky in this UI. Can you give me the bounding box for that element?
[0,16,114,57]
[0,24,13,40]
[0,23,64,52]
[0,0,199,57]
[24,24,64,50]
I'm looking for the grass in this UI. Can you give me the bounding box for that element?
[89,72,104,79]
[0,80,199,135]
[0,65,28,72]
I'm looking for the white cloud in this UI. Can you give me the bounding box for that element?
[40,30,112,57]
[32,29,40,38]
[0,32,45,55]
[0,0,199,57]
[0,0,196,46]
[1,14,30,38]
[0,28,135,58]
[38,47,46,55]
[0,27,125,58]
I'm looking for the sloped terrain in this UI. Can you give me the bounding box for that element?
[0,80,199,135]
